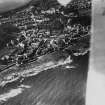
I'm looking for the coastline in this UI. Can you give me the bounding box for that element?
[0,51,71,86]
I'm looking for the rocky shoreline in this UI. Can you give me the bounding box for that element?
[0,51,71,86]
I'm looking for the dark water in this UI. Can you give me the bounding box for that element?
[0,53,89,105]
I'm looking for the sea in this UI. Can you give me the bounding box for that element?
[0,52,89,105]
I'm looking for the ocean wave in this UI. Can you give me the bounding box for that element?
[0,88,23,102]
[0,84,31,103]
